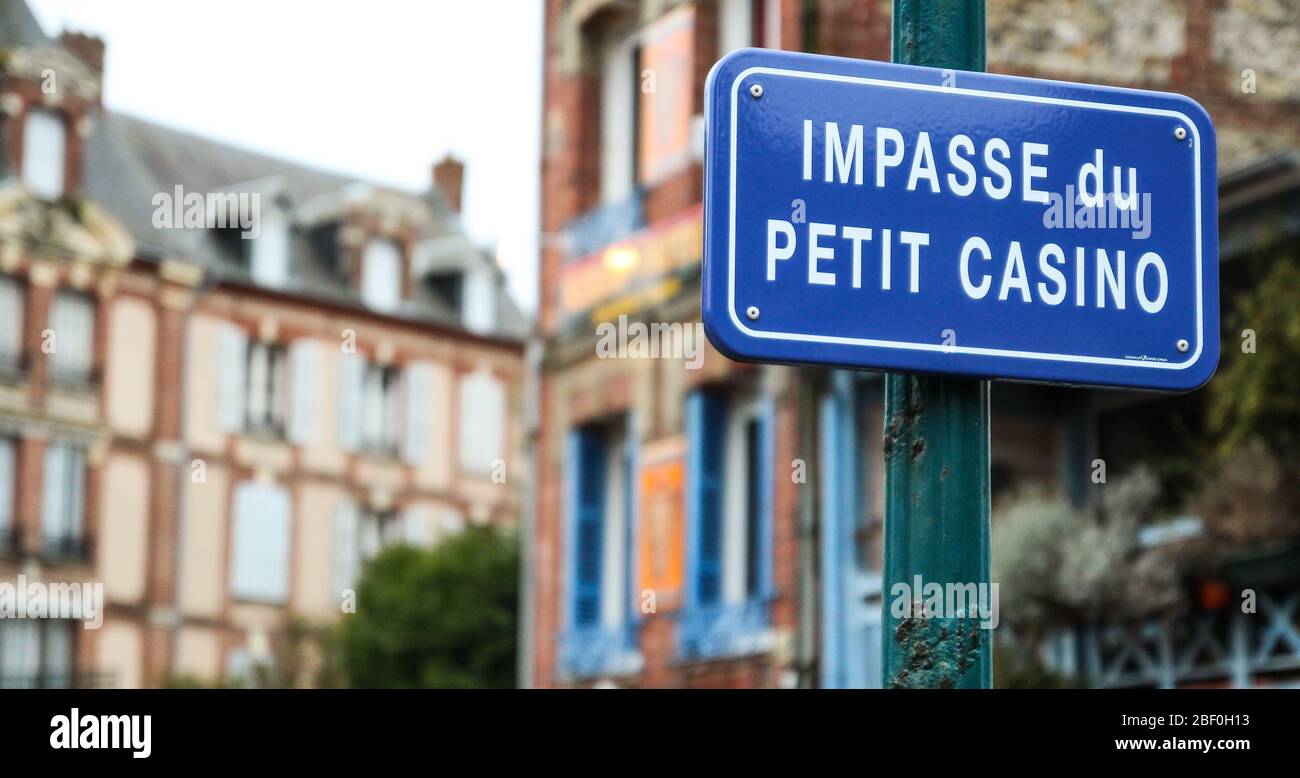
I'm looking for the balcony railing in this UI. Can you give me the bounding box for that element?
[41,532,95,564]
[562,189,646,261]
[47,363,101,393]
[1043,584,1300,688]
[677,598,774,662]
[0,671,115,690]
[558,622,643,680]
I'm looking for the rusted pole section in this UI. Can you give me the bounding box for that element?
[882,0,992,689]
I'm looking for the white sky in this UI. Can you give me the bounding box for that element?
[30,0,543,312]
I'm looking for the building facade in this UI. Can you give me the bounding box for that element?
[529,0,1300,688]
[0,0,527,688]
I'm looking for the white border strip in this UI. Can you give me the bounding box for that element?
[725,65,1204,370]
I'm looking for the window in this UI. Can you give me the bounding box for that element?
[0,437,15,552]
[216,328,316,443]
[49,291,95,389]
[680,388,773,659]
[599,30,640,204]
[560,416,641,678]
[332,500,432,597]
[360,362,400,455]
[339,356,429,461]
[0,276,23,378]
[458,369,505,475]
[361,238,402,312]
[245,341,288,436]
[41,441,87,560]
[0,620,74,689]
[248,213,290,287]
[229,481,291,603]
[21,109,66,200]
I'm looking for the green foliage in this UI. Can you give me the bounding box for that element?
[334,525,518,689]
[1209,252,1300,464]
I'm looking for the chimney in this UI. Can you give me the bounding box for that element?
[433,155,464,214]
[60,31,106,79]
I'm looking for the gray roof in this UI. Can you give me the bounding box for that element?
[0,0,49,49]
[81,112,527,339]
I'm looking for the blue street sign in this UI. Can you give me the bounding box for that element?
[702,49,1219,391]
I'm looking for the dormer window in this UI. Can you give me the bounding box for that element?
[361,238,402,312]
[21,109,66,200]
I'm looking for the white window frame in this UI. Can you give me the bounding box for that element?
[245,341,287,436]
[41,441,85,556]
[599,30,639,204]
[721,395,761,605]
[360,362,400,456]
[49,291,95,386]
[21,109,66,200]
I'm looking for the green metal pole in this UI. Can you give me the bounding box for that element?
[882,0,992,689]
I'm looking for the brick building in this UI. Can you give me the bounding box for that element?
[527,0,1300,688]
[0,0,526,687]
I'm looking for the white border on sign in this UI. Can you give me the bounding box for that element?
[724,65,1205,370]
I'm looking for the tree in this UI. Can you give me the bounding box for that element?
[333,525,518,688]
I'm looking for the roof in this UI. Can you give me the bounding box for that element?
[81,113,528,339]
[0,0,48,49]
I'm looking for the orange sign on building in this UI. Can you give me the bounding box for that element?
[637,437,686,612]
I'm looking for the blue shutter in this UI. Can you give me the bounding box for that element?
[569,427,606,628]
[623,412,638,627]
[686,390,726,607]
[755,394,775,599]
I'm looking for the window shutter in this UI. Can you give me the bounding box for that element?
[0,438,14,533]
[401,362,433,465]
[336,353,364,450]
[250,214,290,287]
[41,443,68,542]
[360,239,402,312]
[215,325,248,432]
[331,499,360,597]
[458,370,505,474]
[229,482,291,602]
[400,506,432,547]
[569,428,606,628]
[66,446,85,541]
[287,340,319,445]
[687,391,726,607]
[43,622,72,687]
